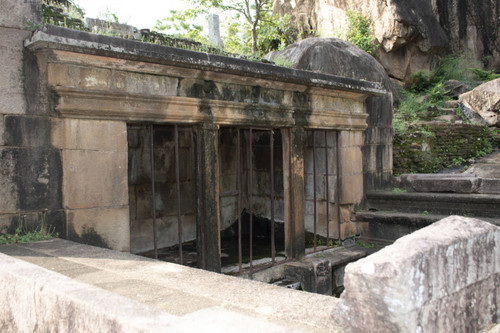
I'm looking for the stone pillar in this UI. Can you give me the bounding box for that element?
[282,128,305,259]
[208,13,224,49]
[339,130,364,239]
[52,119,130,251]
[196,123,221,272]
[0,2,66,235]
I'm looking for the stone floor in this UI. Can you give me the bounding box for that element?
[0,239,342,332]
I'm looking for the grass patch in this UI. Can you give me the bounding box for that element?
[355,239,376,249]
[0,214,58,245]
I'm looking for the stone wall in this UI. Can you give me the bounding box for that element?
[394,122,493,175]
[338,216,500,332]
[0,0,66,238]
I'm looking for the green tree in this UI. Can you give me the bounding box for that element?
[156,0,284,55]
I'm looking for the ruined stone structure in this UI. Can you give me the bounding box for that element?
[0,2,389,273]
[1,216,498,331]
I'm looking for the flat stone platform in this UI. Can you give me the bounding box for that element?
[0,239,341,332]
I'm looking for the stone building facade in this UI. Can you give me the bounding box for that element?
[0,2,387,272]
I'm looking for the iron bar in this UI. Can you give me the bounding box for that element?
[149,124,158,259]
[174,125,183,265]
[336,131,341,242]
[197,127,206,269]
[325,130,330,245]
[237,128,242,274]
[312,130,317,252]
[270,129,275,264]
[249,128,253,274]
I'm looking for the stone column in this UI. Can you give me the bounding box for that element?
[339,130,364,239]
[195,123,221,272]
[0,2,66,235]
[282,128,305,259]
[52,119,130,251]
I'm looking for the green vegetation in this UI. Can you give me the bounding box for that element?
[345,9,376,55]
[0,214,58,245]
[333,9,376,55]
[393,54,498,174]
[42,0,85,30]
[154,0,296,56]
[355,239,376,249]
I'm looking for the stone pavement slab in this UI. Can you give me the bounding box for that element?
[0,239,342,332]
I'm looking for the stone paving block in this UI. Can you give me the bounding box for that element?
[63,150,128,209]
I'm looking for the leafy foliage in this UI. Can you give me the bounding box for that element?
[345,9,376,55]
[154,0,294,56]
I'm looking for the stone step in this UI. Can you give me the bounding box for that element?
[366,191,500,218]
[440,107,458,116]
[395,173,500,194]
[445,100,459,108]
[354,210,500,241]
[433,114,460,122]
[396,173,480,193]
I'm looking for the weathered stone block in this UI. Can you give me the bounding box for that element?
[4,115,51,147]
[52,118,127,152]
[0,148,62,212]
[48,63,112,90]
[339,131,363,148]
[0,0,41,29]
[62,150,128,209]
[340,174,363,205]
[67,207,130,251]
[338,216,500,333]
[0,149,18,213]
[285,258,332,295]
[0,116,4,146]
[111,70,178,96]
[0,28,31,115]
[340,146,363,177]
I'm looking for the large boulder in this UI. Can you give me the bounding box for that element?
[266,38,395,193]
[459,78,500,127]
[273,0,500,83]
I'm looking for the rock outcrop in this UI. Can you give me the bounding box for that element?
[459,78,500,127]
[273,0,500,83]
[266,38,395,193]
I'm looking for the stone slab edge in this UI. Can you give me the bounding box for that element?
[0,252,292,333]
[24,25,385,97]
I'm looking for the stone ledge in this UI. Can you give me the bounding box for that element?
[25,25,385,98]
[0,239,341,332]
